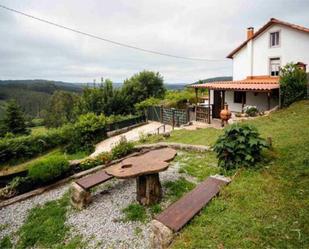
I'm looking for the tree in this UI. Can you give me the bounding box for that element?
[44,91,78,128]
[3,99,29,135]
[77,79,129,116]
[122,71,166,111]
[280,63,308,107]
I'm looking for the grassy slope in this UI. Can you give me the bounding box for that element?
[167,100,309,248]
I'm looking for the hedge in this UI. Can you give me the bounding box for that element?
[0,128,68,164]
[0,114,144,165]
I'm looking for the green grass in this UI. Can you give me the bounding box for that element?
[176,151,220,181]
[164,177,196,202]
[30,126,48,136]
[169,100,309,248]
[16,193,70,249]
[122,203,147,222]
[14,192,86,249]
[0,236,13,249]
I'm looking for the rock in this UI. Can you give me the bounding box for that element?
[70,182,91,210]
[150,220,174,249]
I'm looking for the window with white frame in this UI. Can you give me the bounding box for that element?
[270,58,280,76]
[270,31,280,47]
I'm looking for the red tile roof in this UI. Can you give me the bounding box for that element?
[227,18,309,59]
[190,76,279,91]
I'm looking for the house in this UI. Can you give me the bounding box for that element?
[191,18,309,123]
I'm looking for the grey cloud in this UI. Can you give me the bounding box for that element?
[0,0,308,83]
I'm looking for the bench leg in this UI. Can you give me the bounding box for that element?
[151,219,174,249]
[70,182,92,210]
[136,173,162,205]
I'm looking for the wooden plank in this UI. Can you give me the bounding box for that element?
[76,170,113,190]
[155,177,228,232]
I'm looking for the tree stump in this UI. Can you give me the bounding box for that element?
[136,173,162,205]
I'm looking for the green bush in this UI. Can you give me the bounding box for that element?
[65,113,107,153]
[280,63,308,107]
[28,118,45,127]
[28,156,69,184]
[244,105,259,117]
[111,136,134,160]
[213,124,268,170]
[0,127,69,164]
[0,176,33,199]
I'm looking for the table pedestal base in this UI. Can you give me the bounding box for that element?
[136,173,162,205]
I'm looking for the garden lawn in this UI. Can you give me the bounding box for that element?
[167,100,309,249]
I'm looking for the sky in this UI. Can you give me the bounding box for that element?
[0,0,308,84]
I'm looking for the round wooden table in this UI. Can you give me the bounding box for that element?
[105,148,177,205]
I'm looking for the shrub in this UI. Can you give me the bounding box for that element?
[65,113,107,153]
[280,63,308,107]
[79,152,111,171]
[213,124,269,170]
[111,136,134,160]
[0,176,33,199]
[0,127,69,164]
[244,105,259,117]
[28,156,69,184]
[28,118,45,127]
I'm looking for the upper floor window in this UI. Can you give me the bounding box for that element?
[270,31,280,47]
[270,58,280,76]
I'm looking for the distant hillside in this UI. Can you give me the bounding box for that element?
[192,76,232,85]
[0,79,186,119]
[0,80,84,119]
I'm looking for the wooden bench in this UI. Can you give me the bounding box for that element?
[151,175,231,249]
[70,170,113,209]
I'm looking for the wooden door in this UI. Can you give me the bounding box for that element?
[212,90,222,118]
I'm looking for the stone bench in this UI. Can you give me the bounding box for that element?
[70,170,113,209]
[151,175,231,249]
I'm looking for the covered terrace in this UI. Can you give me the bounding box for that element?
[189,76,280,124]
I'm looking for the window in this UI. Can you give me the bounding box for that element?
[270,58,281,76]
[234,91,246,104]
[270,31,280,47]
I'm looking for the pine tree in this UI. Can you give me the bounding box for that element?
[4,100,29,135]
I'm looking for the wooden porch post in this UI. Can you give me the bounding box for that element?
[241,92,245,113]
[221,90,225,110]
[267,92,271,110]
[195,88,198,104]
[208,89,211,124]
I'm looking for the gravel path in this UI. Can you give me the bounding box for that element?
[91,121,172,157]
[0,152,191,249]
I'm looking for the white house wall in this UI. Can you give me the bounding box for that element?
[225,91,278,113]
[232,24,309,80]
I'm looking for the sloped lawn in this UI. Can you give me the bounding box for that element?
[166,100,309,248]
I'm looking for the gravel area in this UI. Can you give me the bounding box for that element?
[0,151,193,249]
[0,184,69,242]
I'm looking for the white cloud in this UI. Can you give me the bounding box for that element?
[0,0,308,83]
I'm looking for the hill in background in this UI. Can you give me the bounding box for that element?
[0,77,228,119]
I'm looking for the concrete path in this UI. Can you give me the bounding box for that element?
[90,122,172,157]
